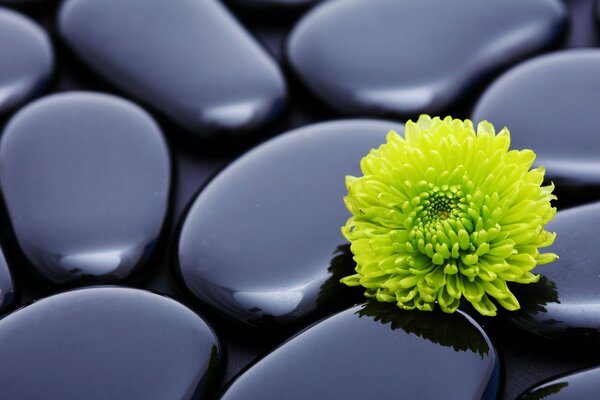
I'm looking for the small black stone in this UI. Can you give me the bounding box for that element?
[473,49,600,187]
[0,92,171,285]
[0,287,221,400]
[58,0,287,138]
[0,7,53,115]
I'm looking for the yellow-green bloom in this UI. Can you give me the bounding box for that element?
[341,115,557,316]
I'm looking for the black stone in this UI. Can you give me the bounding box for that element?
[177,119,403,327]
[0,287,221,400]
[220,302,500,399]
[287,0,566,118]
[59,0,287,138]
[0,92,171,285]
[505,202,600,342]
[473,49,600,186]
[0,7,53,115]
[0,243,14,313]
[518,366,600,399]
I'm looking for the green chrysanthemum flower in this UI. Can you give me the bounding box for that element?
[341,115,558,316]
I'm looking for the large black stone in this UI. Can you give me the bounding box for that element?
[505,202,600,342]
[177,119,403,327]
[0,7,53,115]
[59,0,287,138]
[287,0,566,117]
[0,92,171,285]
[473,49,600,186]
[0,287,221,399]
[220,302,500,399]
[519,366,600,399]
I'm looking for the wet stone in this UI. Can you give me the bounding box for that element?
[287,0,566,118]
[0,287,221,400]
[473,49,600,186]
[0,92,171,285]
[519,366,600,399]
[177,120,404,327]
[220,302,500,399]
[505,202,600,342]
[59,0,287,138]
[0,7,53,115]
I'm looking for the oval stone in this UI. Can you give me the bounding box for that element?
[0,92,171,285]
[518,367,600,399]
[220,302,500,399]
[506,202,600,342]
[177,120,404,327]
[473,50,600,186]
[287,0,566,117]
[0,287,221,399]
[58,0,287,137]
[0,7,53,115]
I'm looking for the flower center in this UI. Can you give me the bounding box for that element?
[403,183,470,266]
[416,184,464,228]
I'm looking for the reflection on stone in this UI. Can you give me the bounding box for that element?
[316,244,364,310]
[357,301,490,356]
[520,382,569,399]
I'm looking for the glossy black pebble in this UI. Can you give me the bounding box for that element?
[59,0,287,137]
[473,50,600,185]
[0,7,53,115]
[220,302,500,399]
[287,0,566,118]
[519,366,600,399]
[177,120,404,327]
[0,287,221,400]
[0,92,171,285]
[506,202,600,341]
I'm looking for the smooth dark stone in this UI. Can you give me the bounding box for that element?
[0,287,221,400]
[59,0,287,137]
[506,202,600,342]
[0,243,15,313]
[287,0,566,117]
[473,50,600,186]
[177,120,403,327]
[0,7,53,115]
[519,367,600,399]
[0,92,170,285]
[220,302,500,399]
